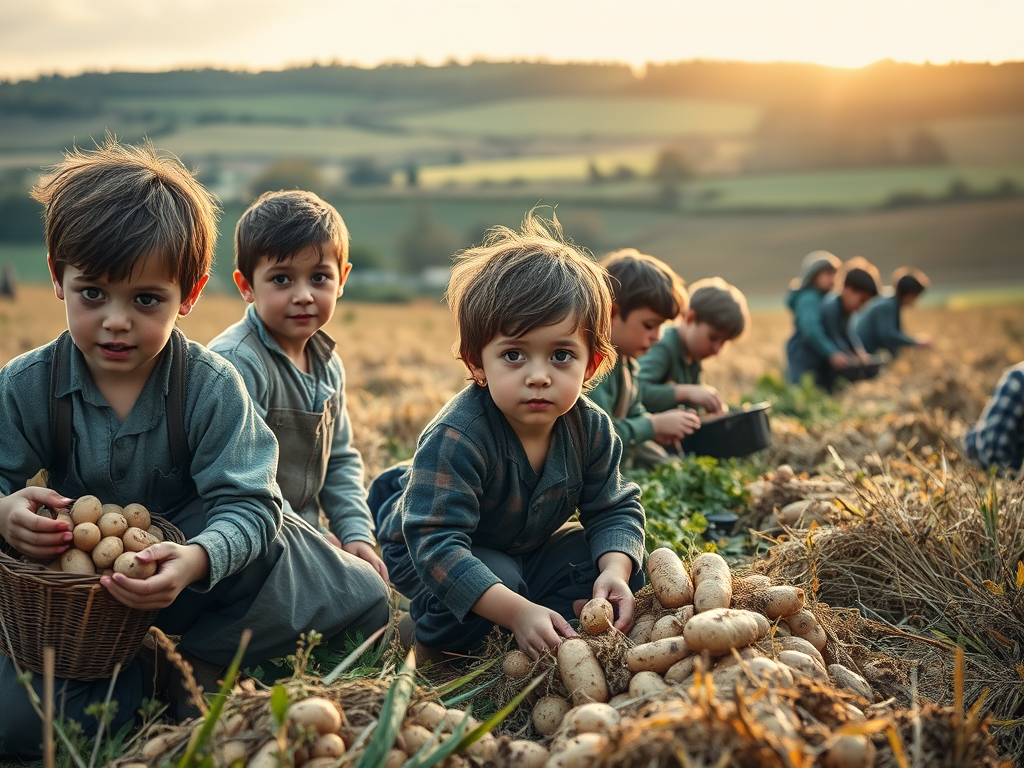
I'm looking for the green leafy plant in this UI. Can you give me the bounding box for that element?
[746,373,844,425]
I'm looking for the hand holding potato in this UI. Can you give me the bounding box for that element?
[0,487,74,559]
[676,384,724,414]
[99,541,210,611]
[649,409,701,444]
[594,552,635,632]
[509,600,577,659]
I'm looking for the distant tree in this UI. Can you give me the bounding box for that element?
[652,148,693,183]
[611,164,637,181]
[904,129,948,166]
[248,159,327,200]
[397,204,461,274]
[588,160,604,184]
[0,195,42,242]
[405,161,419,188]
[347,158,392,186]
[348,242,388,271]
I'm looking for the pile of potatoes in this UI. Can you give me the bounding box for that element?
[747,464,848,528]
[38,495,164,579]
[131,695,500,768]
[503,548,878,764]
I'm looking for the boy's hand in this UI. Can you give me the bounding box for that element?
[342,540,389,582]
[649,410,701,444]
[676,384,724,414]
[508,601,577,659]
[0,487,74,560]
[594,552,635,632]
[99,542,210,611]
[829,351,855,369]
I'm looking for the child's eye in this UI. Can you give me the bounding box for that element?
[552,349,575,363]
[501,350,524,363]
[311,273,331,285]
[271,274,290,285]
[79,288,103,302]
[136,294,161,308]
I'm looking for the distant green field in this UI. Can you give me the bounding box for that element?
[929,114,1024,166]
[105,94,371,122]
[416,147,662,186]
[391,97,761,139]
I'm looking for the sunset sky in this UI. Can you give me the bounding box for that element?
[1,0,1021,82]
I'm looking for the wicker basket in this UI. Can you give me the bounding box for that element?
[0,514,185,680]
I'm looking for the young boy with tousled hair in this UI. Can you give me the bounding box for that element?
[0,140,388,757]
[209,190,387,583]
[854,267,932,357]
[814,256,881,392]
[370,214,646,664]
[638,276,749,416]
[588,248,698,465]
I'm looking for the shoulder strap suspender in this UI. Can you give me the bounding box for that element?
[47,329,191,487]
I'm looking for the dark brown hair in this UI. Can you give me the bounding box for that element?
[687,277,749,339]
[599,248,686,321]
[892,267,930,300]
[841,256,881,297]
[234,189,349,283]
[446,213,616,384]
[32,136,219,302]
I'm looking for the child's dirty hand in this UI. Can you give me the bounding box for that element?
[0,487,74,559]
[342,540,389,582]
[650,409,701,443]
[100,542,209,611]
[511,602,577,659]
[593,559,635,633]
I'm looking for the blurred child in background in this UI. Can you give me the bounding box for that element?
[370,215,646,665]
[854,267,932,357]
[588,249,698,466]
[815,257,881,392]
[638,276,748,416]
[209,190,388,584]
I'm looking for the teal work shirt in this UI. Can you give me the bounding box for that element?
[587,356,656,459]
[209,305,374,545]
[854,294,916,356]
[0,333,284,591]
[637,325,703,413]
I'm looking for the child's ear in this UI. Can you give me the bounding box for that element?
[337,260,352,298]
[179,274,210,316]
[232,270,256,303]
[610,302,621,320]
[47,254,65,300]
[584,352,605,382]
[684,309,697,325]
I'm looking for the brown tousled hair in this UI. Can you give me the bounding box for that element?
[599,248,686,321]
[687,277,749,340]
[32,136,219,302]
[446,212,616,385]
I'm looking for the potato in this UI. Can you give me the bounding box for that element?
[441,708,478,734]
[775,464,795,483]
[557,638,609,705]
[122,526,155,552]
[532,696,571,735]
[628,670,668,698]
[101,502,124,517]
[502,649,533,678]
[122,503,151,530]
[71,495,102,526]
[784,608,818,637]
[647,548,694,609]
[683,608,770,655]
[627,613,656,645]
[626,636,692,674]
[398,724,432,755]
[305,759,344,768]
[56,512,74,531]
[546,732,607,768]
[828,664,873,701]
[288,696,342,735]
[821,734,876,768]
[140,732,180,759]
[762,585,805,619]
[147,525,165,542]
[802,622,828,652]
[383,749,408,768]
[775,635,825,668]
[650,606,694,641]
[777,650,829,683]
[60,548,96,575]
[664,656,696,684]
[72,522,101,552]
[562,702,620,734]
[309,732,346,759]
[246,741,284,768]
[97,512,128,539]
[91,536,124,569]
[464,732,498,762]
[497,740,548,768]
[690,552,732,612]
[112,551,156,579]
[409,700,446,731]
[214,740,247,767]
[579,597,614,634]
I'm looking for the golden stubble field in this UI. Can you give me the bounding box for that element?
[1,284,1022,480]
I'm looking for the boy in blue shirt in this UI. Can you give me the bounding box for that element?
[588,249,698,465]
[0,141,389,756]
[785,250,846,387]
[816,258,880,392]
[372,215,646,663]
[209,190,387,582]
[854,267,932,357]
[638,276,749,416]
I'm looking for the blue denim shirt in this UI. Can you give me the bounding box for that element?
[209,305,374,544]
[0,333,283,590]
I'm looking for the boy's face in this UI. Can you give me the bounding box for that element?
[233,244,350,358]
[467,317,600,442]
[812,269,837,293]
[610,305,666,359]
[49,254,206,388]
[842,288,873,314]
[680,314,730,361]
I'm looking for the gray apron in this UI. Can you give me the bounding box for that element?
[265,396,337,530]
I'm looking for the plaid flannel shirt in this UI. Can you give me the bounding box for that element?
[377,384,646,622]
[965,362,1024,473]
